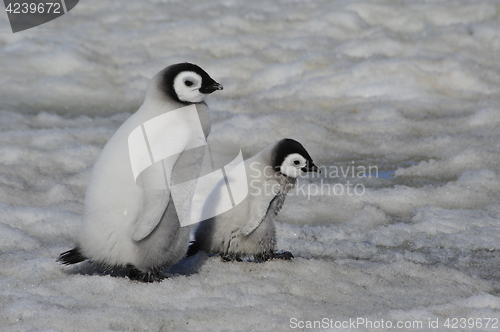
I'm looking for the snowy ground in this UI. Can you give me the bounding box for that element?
[1,0,500,331]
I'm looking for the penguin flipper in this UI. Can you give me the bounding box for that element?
[132,190,170,241]
[241,180,279,236]
[58,247,87,265]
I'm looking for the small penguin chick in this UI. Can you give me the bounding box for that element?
[58,63,222,282]
[187,138,319,262]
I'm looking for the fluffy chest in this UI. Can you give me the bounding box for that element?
[265,175,296,218]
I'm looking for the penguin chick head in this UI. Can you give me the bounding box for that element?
[273,138,319,178]
[163,63,223,104]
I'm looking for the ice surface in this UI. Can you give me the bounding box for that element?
[1,0,500,331]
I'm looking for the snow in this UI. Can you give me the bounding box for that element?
[1,0,500,331]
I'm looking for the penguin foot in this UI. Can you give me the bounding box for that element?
[273,251,294,260]
[220,254,243,262]
[127,266,165,283]
[253,251,273,262]
[254,251,294,262]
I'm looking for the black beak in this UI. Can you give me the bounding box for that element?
[199,82,223,94]
[301,161,320,173]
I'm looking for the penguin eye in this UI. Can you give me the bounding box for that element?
[294,160,300,165]
[185,80,194,87]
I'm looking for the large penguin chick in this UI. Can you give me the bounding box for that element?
[58,63,222,282]
[188,138,319,262]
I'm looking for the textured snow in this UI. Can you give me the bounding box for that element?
[1,0,500,331]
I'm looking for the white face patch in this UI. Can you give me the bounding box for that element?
[173,71,205,103]
[280,153,307,178]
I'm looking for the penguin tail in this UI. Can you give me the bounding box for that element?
[186,241,200,257]
[58,247,87,265]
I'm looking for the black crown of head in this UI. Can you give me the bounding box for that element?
[272,138,313,171]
